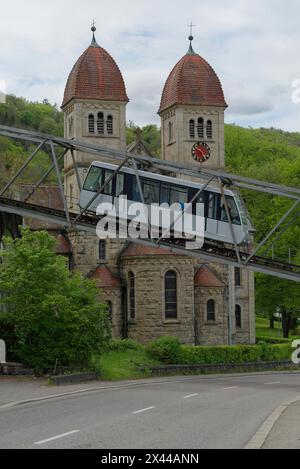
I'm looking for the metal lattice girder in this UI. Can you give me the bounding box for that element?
[0,196,299,282]
[0,124,299,282]
[0,125,299,200]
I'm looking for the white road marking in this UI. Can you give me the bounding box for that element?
[132,407,155,415]
[34,430,80,445]
[223,386,239,390]
[264,382,281,385]
[183,393,199,399]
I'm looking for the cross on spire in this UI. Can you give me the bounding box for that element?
[188,22,196,37]
[187,22,196,54]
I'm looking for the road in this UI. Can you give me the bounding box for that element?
[0,372,299,449]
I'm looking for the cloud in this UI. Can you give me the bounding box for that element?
[1,0,300,130]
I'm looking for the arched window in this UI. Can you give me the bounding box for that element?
[207,299,216,321]
[88,114,95,134]
[107,115,113,135]
[69,184,73,208]
[189,119,195,139]
[106,301,113,322]
[168,122,173,143]
[235,268,241,286]
[235,305,242,329]
[97,112,104,135]
[197,118,204,138]
[128,272,136,320]
[99,240,106,260]
[165,270,177,319]
[206,120,213,139]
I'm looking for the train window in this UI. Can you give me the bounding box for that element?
[115,174,125,197]
[220,196,241,225]
[170,186,188,205]
[143,181,160,204]
[208,192,218,219]
[160,185,170,204]
[103,170,114,195]
[83,167,102,192]
[132,179,142,202]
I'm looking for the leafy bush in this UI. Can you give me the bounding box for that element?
[0,228,111,370]
[180,344,292,365]
[107,339,144,352]
[146,336,182,364]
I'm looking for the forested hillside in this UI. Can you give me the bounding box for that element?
[0,95,299,317]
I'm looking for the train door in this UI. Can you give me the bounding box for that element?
[206,192,218,237]
[218,195,242,244]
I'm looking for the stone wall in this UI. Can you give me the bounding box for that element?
[121,256,196,345]
[194,286,228,345]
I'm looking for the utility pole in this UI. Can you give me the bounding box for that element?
[227,266,235,345]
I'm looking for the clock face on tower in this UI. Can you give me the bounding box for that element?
[191,142,211,163]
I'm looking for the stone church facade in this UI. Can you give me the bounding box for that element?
[60,28,255,346]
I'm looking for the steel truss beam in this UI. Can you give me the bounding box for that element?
[0,125,299,282]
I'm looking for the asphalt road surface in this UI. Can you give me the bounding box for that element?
[0,372,299,449]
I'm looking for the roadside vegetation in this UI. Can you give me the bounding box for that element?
[0,228,111,371]
[91,336,294,381]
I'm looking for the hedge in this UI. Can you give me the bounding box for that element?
[179,344,292,365]
[256,335,291,345]
[146,336,182,364]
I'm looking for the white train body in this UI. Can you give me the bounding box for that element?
[79,161,251,246]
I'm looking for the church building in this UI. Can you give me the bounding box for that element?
[60,26,255,346]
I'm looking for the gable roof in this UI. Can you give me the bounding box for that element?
[194,265,224,288]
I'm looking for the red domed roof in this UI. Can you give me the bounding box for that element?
[62,36,129,107]
[159,46,227,113]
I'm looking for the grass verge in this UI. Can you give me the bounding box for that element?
[91,348,161,381]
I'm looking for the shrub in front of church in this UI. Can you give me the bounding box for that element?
[105,339,144,352]
[180,344,292,365]
[0,228,111,371]
[146,336,182,364]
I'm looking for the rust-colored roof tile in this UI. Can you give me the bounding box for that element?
[62,43,129,107]
[159,52,227,113]
[194,265,224,288]
[90,265,121,287]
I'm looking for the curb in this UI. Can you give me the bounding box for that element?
[244,395,300,449]
[49,372,98,386]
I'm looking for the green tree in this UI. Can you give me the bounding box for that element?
[0,228,111,369]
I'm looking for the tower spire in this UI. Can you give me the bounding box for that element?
[187,22,196,54]
[91,20,99,47]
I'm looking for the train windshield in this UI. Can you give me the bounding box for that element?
[220,196,241,225]
[83,167,102,192]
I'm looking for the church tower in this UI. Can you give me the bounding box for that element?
[62,25,129,209]
[158,35,227,170]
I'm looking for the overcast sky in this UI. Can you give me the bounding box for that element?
[1,0,300,131]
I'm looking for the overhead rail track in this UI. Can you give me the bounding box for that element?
[0,125,299,282]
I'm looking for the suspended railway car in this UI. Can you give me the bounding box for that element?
[79,161,252,246]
